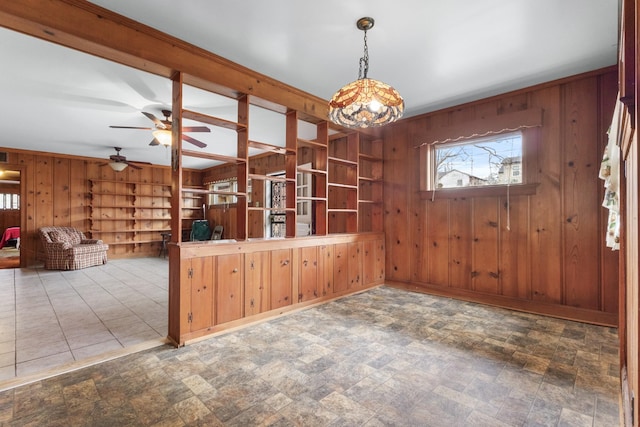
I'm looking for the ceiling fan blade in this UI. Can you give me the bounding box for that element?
[124,161,143,170]
[109,125,153,130]
[130,160,153,165]
[182,126,211,133]
[149,138,160,146]
[183,134,207,148]
[142,111,167,129]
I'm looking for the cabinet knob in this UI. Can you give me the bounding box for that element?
[232,268,238,273]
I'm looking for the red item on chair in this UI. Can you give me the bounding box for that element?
[0,227,19,249]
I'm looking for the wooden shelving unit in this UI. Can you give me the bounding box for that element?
[89,179,172,250]
[358,138,384,232]
[181,187,205,234]
[168,76,383,241]
[175,91,249,241]
[245,136,296,238]
[328,133,359,234]
[292,113,328,237]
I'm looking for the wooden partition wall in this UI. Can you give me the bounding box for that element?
[383,67,620,326]
[168,232,385,345]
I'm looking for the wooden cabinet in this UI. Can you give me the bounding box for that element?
[363,239,385,286]
[348,241,363,289]
[298,246,318,302]
[169,234,384,344]
[216,253,243,324]
[244,251,269,316]
[271,249,293,309]
[333,243,349,293]
[180,257,214,334]
[317,245,334,297]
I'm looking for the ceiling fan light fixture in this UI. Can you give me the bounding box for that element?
[108,161,128,172]
[152,129,172,146]
[329,17,404,129]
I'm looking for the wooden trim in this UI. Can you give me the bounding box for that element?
[420,183,539,200]
[417,107,544,147]
[172,231,384,258]
[621,366,633,426]
[386,280,618,327]
[0,147,204,172]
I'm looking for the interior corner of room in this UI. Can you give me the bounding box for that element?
[0,1,637,425]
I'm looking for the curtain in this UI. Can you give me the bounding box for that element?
[599,98,622,251]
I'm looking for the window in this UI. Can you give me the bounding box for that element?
[432,131,523,189]
[209,179,237,205]
[0,193,20,210]
[207,178,251,205]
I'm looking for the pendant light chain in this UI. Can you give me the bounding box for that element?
[358,29,370,80]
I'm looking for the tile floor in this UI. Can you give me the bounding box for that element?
[0,257,169,383]
[0,284,621,426]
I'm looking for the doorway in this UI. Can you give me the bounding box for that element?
[0,168,21,269]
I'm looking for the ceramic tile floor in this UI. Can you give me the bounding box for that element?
[0,282,621,426]
[0,257,169,383]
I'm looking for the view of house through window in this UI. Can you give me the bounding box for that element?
[433,131,523,189]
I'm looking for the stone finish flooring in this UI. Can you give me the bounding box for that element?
[0,286,620,426]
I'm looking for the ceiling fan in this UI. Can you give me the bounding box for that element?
[100,147,151,171]
[110,109,210,148]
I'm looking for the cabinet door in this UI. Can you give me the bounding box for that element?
[317,245,333,297]
[216,253,243,324]
[363,240,376,286]
[245,251,269,317]
[298,246,318,302]
[375,239,385,281]
[181,257,214,333]
[348,241,363,289]
[271,249,292,309]
[333,243,348,293]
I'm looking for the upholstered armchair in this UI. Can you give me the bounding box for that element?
[39,226,109,270]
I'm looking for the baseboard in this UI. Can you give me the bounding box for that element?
[385,280,618,327]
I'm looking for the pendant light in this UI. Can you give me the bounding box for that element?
[152,129,172,146]
[108,161,128,172]
[329,17,404,129]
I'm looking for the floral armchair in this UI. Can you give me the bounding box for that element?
[39,226,109,270]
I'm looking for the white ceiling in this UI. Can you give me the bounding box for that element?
[0,0,620,170]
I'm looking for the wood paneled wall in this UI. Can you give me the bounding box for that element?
[383,68,620,326]
[1,148,202,266]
